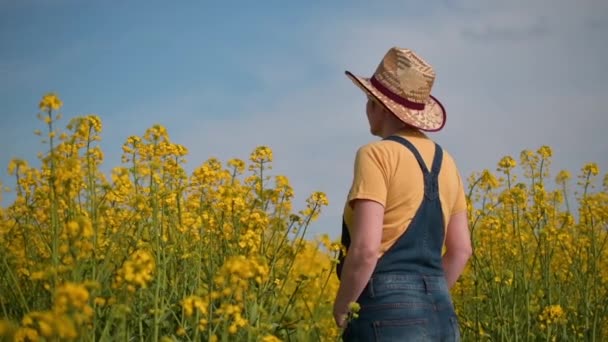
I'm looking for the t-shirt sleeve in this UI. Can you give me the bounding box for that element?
[347,145,388,208]
[451,171,467,216]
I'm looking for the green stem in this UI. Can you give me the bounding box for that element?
[2,255,30,313]
[151,175,161,342]
[47,109,60,291]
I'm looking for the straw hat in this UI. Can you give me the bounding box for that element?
[345,47,446,132]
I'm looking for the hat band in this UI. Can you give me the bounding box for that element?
[370,76,426,110]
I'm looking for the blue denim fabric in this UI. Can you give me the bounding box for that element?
[342,274,461,342]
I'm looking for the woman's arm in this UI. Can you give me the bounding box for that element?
[333,199,384,327]
[442,211,472,288]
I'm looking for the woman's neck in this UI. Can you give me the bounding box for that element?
[380,124,423,139]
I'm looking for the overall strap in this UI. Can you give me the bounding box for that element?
[384,136,430,174]
[384,135,444,199]
[430,141,443,176]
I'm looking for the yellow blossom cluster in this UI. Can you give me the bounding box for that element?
[39,92,63,111]
[13,282,93,341]
[113,249,156,292]
[539,304,567,327]
[249,146,273,165]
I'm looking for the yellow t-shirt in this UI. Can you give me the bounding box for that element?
[343,129,467,258]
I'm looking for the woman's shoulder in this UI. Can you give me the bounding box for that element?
[436,147,465,181]
[355,139,401,158]
[355,136,459,164]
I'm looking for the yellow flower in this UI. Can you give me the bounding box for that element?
[66,221,80,238]
[37,320,53,337]
[261,335,283,342]
[275,175,290,188]
[7,159,27,176]
[94,297,107,307]
[0,319,17,337]
[539,305,566,325]
[480,169,500,189]
[198,318,208,331]
[54,282,91,317]
[14,327,39,342]
[181,296,208,318]
[497,156,516,172]
[143,124,169,141]
[227,158,246,173]
[582,162,600,176]
[537,145,552,159]
[309,191,329,206]
[556,170,571,184]
[39,93,63,111]
[114,249,155,291]
[250,146,273,164]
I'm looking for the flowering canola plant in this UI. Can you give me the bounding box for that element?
[453,147,608,340]
[0,94,340,341]
[1,94,607,341]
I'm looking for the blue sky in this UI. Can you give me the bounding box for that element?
[1,0,607,239]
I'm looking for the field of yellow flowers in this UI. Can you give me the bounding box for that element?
[0,94,607,341]
[452,147,608,341]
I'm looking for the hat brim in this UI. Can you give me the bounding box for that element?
[345,71,446,132]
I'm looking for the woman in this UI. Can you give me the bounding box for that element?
[334,47,472,341]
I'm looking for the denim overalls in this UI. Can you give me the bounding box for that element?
[337,135,461,342]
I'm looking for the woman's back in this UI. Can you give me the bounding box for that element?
[342,129,467,260]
